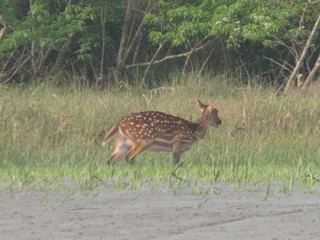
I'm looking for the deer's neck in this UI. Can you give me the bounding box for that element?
[195,111,210,139]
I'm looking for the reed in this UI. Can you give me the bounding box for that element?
[1,73,319,192]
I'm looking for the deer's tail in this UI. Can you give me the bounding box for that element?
[102,124,118,146]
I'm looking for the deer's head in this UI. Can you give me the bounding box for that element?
[197,99,222,128]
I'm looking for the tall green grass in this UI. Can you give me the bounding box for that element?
[1,73,320,191]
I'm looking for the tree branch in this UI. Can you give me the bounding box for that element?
[284,15,320,92]
[141,42,164,82]
[123,1,154,65]
[124,43,208,69]
[1,56,31,84]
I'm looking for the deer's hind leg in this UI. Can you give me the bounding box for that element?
[125,143,150,164]
[106,136,132,165]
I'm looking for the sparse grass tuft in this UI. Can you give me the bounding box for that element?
[1,73,320,192]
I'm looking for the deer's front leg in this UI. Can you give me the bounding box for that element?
[172,142,184,165]
[173,152,183,165]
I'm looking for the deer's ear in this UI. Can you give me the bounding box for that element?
[197,100,206,110]
[210,99,219,109]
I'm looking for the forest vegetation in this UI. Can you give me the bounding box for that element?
[0,0,319,90]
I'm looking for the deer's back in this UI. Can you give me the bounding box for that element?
[119,111,196,143]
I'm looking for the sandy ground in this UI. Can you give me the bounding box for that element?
[1,183,320,240]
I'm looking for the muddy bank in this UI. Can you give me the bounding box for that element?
[1,184,320,240]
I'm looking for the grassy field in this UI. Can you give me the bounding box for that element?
[1,74,320,192]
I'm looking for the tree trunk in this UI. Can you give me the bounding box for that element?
[50,38,72,75]
[97,6,107,85]
[116,0,134,69]
[50,2,76,76]
[109,0,135,83]
[199,46,215,76]
[132,29,142,64]
[123,1,153,65]
[29,0,39,82]
[284,15,320,93]
[301,53,320,90]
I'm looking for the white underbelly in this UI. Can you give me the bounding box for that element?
[145,139,196,152]
[146,138,173,152]
[146,144,173,152]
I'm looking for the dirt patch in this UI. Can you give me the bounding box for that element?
[1,184,320,240]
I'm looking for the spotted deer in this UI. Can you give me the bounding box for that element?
[102,100,221,164]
